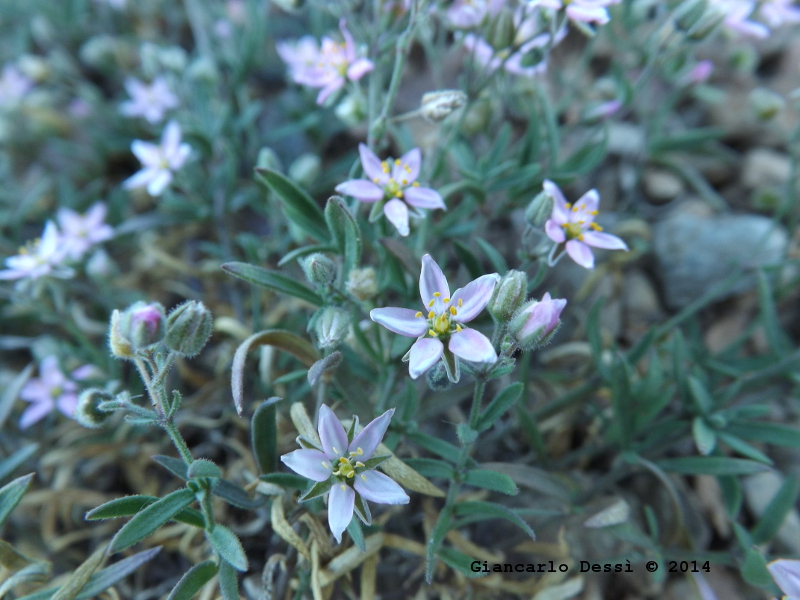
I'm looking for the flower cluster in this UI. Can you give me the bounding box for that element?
[123,120,191,197]
[529,0,621,26]
[335,144,445,237]
[18,356,98,428]
[0,203,113,284]
[708,0,800,38]
[277,19,374,105]
[119,76,179,124]
[281,405,409,543]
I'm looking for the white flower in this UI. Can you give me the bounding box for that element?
[119,77,179,124]
[123,120,190,196]
[56,202,114,260]
[0,221,73,282]
[0,64,33,108]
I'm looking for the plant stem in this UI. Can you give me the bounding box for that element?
[163,418,194,465]
[468,378,486,429]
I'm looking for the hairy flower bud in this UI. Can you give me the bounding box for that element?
[301,253,336,287]
[346,267,378,301]
[487,8,516,51]
[488,270,528,322]
[525,191,554,227]
[109,301,166,358]
[256,147,283,172]
[420,90,467,123]
[426,362,453,392]
[74,388,114,428]
[165,300,214,357]
[289,153,321,189]
[674,0,708,31]
[509,293,566,350]
[315,307,350,349]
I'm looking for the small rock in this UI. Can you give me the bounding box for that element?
[623,270,663,337]
[653,201,788,309]
[607,122,645,157]
[742,148,792,189]
[643,168,684,203]
[743,471,800,555]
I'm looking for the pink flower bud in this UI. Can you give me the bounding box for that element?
[510,293,566,349]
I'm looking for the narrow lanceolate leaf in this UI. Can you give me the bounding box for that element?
[254,167,329,242]
[108,488,195,553]
[251,397,281,474]
[347,519,366,552]
[151,455,188,480]
[0,443,38,483]
[656,457,771,476]
[426,508,452,584]
[221,262,323,306]
[258,473,308,490]
[325,196,362,274]
[86,495,205,529]
[437,547,487,578]
[206,525,249,572]
[51,545,107,600]
[477,383,524,432]
[462,469,519,495]
[0,539,33,571]
[0,473,34,529]
[453,501,536,540]
[218,560,239,600]
[692,417,717,456]
[751,475,800,544]
[0,561,51,598]
[0,364,34,430]
[687,376,713,414]
[213,479,265,509]
[166,561,218,600]
[231,330,319,415]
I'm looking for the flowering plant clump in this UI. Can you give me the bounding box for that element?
[281,405,408,542]
[119,76,179,124]
[335,144,445,236]
[0,222,74,283]
[18,356,96,429]
[371,255,499,382]
[123,120,190,196]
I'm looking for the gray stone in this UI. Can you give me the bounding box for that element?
[653,201,788,309]
[742,148,792,189]
[643,167,685,203]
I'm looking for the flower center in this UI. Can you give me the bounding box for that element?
[330,447,365,481]
[415,293,463,338]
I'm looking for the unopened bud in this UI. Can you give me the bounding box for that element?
[686,10,724,40]
[79,35,120,71]
[509,293,566,350]
[165,300,214,357]
[109,302,166,358]
[256,147,283,172]
[426,362,453,391]
[487,8,516,51]
[187,57,218,83]
[18,55,50,83]
[74,388,114,428]
[86,249,116,280]
[335,93,367,127]
[488,270,528,322]
[674,0,708,31]
[346,267,378,301]
[315,307,350,349]
[301,253,336,287]
[749,87,785,121]
[525,191,554,227]
[420,90,467,123]
[288,153,321,189]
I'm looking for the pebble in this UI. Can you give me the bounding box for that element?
[653,201,788,309]
[742,148,792,189]
[643,168,685,203]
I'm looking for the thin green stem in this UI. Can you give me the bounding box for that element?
[468,379,487,429]
[164,418,194,465]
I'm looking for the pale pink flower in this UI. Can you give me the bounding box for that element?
[0,65,33,108]
[56,202,114,260]
[18,356,97,429]
[768,558,800,600]
[709,0,770,37]
[511,292,566,347]
[685,60,714,85]
[119,77,179,124]
[277,19,373,105]
[370,255,500,383]
[528,0,621,25]
[123,120,190,197]
[758,0,800,28]
[543,180,628,269]
[281,405,409,543]
[446,0,504,28]
[583,99,622,121]
[335,144,445,237]
[0,221,73,282]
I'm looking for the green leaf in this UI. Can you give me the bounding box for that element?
[475,238,508,274]
[610,356,634,448]
[717,432,772,465]
[151,455,188,480]
[758,270,789,354]
[51,546,107,600]
[187,460,221,480]
[688,376,713,413]
[0,561,50,597]
[587,298,609,381]
[258,473,308,490]
[325,196,361,274]
[207,525,249,572]
[361,455,391,471]
[437,547,485,578]
[453,501,535,540]
[213,480,265,509]
[109,488,195,553]
[463,469,518,495]
[352,492,371,525]
[403,458,454,479]
[230,329,319,415]
[0,473,34,529]
[407,432,461,463]
[477,383,523,432]
[347,518,366,552]
[692,417,717,456]
[0,539,33,571]
[0,364,34,430]
[301,479,334,502]
[656,457,770,476]
[166,561,217,600]
[86,495,205,529]
[425,508,452,583]
[647,127,725,154]
[552,136,607,178]
[307,352,342,387]
[218,560,239,600]
[221,262,323,306]
[740,547,773,587]
[726,422,800,448]
[719,476,742,517]
[751,475,800,544]
[277,244,336,267]
[452,241,483,280]
[254,167,329,242]
[251,397,281,474]
[456,424,478,445]
[0,443,38,483]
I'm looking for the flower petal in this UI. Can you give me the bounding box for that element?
[404,186,446,210]
[131,141,160,166]
[408,337,443,379]
[450,273,500,323]
[335,179,384,203]
[370,307,428,337]
[354,471,409,505]
[346,58,374,81]
[316,78,344,105]
[419,254,450,307]
[383,198,410,236]
[582,231,628,250]
[328,482,355,543]
[280,449,332,482]
[565,239,595,269]
[161,120,181,155]
[146,170,172,197]
[448,328,497,364]
[318,404,349,459]
[768,558,800,597]
[543,179,569,223]
[349,408,394,460]
[358,143,387,184]
[18,401,53,429]
[56,393,78,418]
[392,147,421,183]
[545,219,566,243]
[569,189,599,224]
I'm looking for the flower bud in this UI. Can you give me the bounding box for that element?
[509,293,566,349]
[334,93,367,127]
[301,253,336,287]
[749,87,785,121]
[488,270,528,322]
[74,388,114,428]
[346,267,378,301]
[256,147,283,172]
[79,35,121,71]
[109,302,166,358]
[674,0,708,31]
[487,8,516,51]
[288,153,321,189]
[426,362,453,391]
[420,90,467,123]
[165,300,214,357]
[187,57,218,83]
[525,191,554,227]
[315,307,350,349]
[685,10,724,40]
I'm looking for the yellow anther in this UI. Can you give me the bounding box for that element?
[456,324,462,332]
[373,177,380,183]
[347,471,354,478]
[404,165,411,172]
[561,223,568,228]
[388,177,395,183]
[572,206,579,212]
[356,448,363,455]
[415,311,423,318]
[394,159,401,165]
[339,457,348,463]
[458,299,463,307]
[433,292,441,297]
[412,181,419,187]
[340,484,346,490]
[428,311,435,319]
[332,447,338,454]
[565,203,571,209]
[578,234,584,241]
[402,179,408,185]
[590,223,603,231]
[428,299,435,307]
[361,474,367,481]
[429,329,437,336]
[356,461,365,467]
[590,210,598,215]
[395,191,403,198]
[449,306,457,315]
[444,297,450,303]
